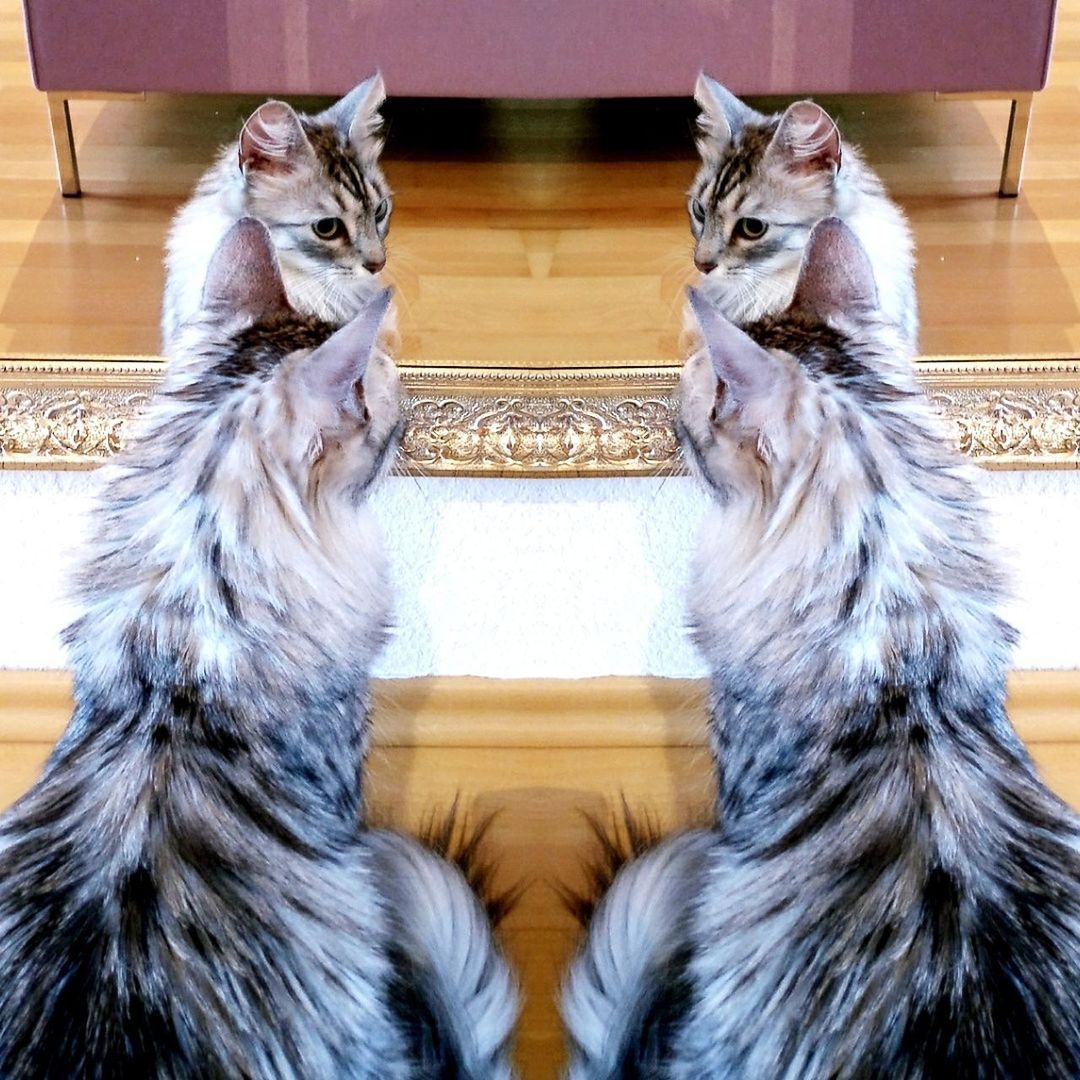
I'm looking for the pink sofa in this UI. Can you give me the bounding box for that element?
[22,0,1059,195]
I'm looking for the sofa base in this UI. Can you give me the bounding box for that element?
[1001,93,1035,197]
[46,94,78,196]
[45,89,1035,200]
[935,89,1035,197]
[46,90,143,198]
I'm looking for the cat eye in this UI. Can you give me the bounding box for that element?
[312,217,348,241]
[733,217,768,241]
[374,198,390,224]
[690,198,706,224]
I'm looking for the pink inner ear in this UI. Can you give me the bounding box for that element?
[686,286,782,405]
[694,74,760,145]
[202,218,291,322]
[239,101,308,176]
[301,288,394,407]
[313,74,386,147]
[772,101,841,176]
[790,218,878,320]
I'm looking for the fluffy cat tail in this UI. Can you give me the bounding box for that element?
[368,828,520,1079]
[561,823,714,1080]
[417,797,526,929]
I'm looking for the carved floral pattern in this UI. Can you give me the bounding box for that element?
[0,388,151,464]
[929,389,1080,462]
[400,395,680,473]
[2,364,1079,474]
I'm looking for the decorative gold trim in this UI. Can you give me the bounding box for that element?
[399,366,681,476]
[3,355,1080,475]
[1,672,1077,747]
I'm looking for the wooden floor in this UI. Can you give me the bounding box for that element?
[1,0,1080,363]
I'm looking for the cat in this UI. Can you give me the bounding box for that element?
[687,74,918,351]
[161,74,393,349]
[0,219,518,1079]
[562,219,1080,1078]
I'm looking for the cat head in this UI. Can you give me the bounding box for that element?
[236,74,392,322]
[679,217,908,509]
[172,217,401,507]
[688,74,844,323]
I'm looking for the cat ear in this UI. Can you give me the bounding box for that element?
[317,73,386,146]
[768,100,841,176]
[789,217,879,321]
[694,73,758,144]
[238,100,314,177]
[301,287,394,406]
[201,218,291,321]
[686,286,780,403]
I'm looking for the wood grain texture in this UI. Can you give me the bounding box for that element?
[1,673,1078,1079]
[3,670,1079,746]
[1,0,1080,364]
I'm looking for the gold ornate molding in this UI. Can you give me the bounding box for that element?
[400,367,681,476]
[3,355,1080,475]
[0,359,157,471]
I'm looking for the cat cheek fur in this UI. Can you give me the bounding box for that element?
[677,352,719,457]
[304,354,401,494]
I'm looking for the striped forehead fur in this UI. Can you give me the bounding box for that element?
[209,312,338,384]
[694,118,778,205]
[303,118,387,197]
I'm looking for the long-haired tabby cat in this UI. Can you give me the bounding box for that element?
[162,74,392,348]
[562,220,1080,1078]
[688,75,917,350]
[0,220,517,1079]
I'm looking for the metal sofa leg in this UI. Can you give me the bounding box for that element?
[47,93,81,197]
[999,92,1034,198]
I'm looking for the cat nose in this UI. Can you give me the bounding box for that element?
[363,257,386,274]
[695,256,718,274]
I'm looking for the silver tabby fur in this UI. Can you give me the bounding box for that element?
[0,220,517,1079]
[563,220,1080,1078]
[162,75,392,349]
[688,75,917,351]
